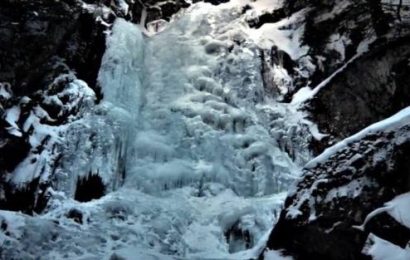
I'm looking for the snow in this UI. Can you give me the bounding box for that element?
[248,9,309,60]
[8,77,96,187]
[305,106,410,169]
[117,0,129,15]
[385,192,410,229]
[0,211,25,239]
[363,233,410,260]
[110,247,176,260]
[358,192,410,231]
[5,105,22,137]
[264,249,294,260]
[82,2,113,22]
[291,36,375,105]
[0,82,12,99]
[326,33,351,62]
[291,52,361,105]
[237,0,284,14]
[291,85,315,104]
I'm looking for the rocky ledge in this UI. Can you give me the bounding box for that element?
[264,107,410,259]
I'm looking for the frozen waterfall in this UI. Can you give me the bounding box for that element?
[7,2,314,259]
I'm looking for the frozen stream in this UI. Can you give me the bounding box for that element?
[1,1,313,259]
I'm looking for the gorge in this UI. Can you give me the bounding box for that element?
[1,0,410,259]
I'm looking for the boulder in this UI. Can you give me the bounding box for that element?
[264,109,410,259]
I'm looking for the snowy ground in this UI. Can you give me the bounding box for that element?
[2,1,315,259]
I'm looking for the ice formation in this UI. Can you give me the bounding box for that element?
[2,1,314,259]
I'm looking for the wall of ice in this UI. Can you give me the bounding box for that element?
[4,1,315,259]
[54,3,311,200]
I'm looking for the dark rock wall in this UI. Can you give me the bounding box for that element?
[0,0,82,95]
[253,0,393,102]
[265,0,410,154]
[265,124,410,259]
[262,2,410,258]
[307,36,410,147]
[0,0,108,213]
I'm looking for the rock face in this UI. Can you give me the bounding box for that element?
[262,2,410,257]
[298,0,390,88]
[127,0,190,25]
[0,0,78,93]
[0,0,104,213]
[307,36,410,147]
[256,0,410,152]
[264,111,410,259]
[252,0,394,103]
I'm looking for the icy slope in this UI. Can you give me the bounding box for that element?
[1,1,314,259]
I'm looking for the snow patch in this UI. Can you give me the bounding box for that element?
[363,233,410,260]
[264,249,294,260]
[386,192,410,229]
[359,192,410,231]
[306,106,410,169]
[0,82,12,100]
[247,9,309,60]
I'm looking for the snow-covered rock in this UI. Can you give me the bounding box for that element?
[306,36,410,151]
[264,107,410,259]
